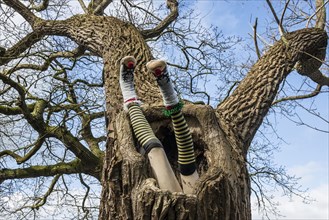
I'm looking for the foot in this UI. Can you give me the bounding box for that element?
[119,56,140,108]
[146,60,179,107]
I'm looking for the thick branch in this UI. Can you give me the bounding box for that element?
[2,0,39,26]
[141,0,179,39]
[216,28,328,151]
[0,103,35,115]
[78,0,88,13]
[88,0,113,15]
[315,0,327,30]
[0,160,91,181]
[0,31,45,66]
[46,126,101,166]
[301,69,329,86]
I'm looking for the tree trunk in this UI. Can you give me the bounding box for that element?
[99,105,251,219]
[97,26,326,219]
[15,14,325,220]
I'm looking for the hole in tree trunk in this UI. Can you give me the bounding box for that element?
[155,125,209,178]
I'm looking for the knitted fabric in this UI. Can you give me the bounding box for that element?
[119,56,140,110]
[146,60,179,107]
[171,111,196,176]
[128,104,163,154]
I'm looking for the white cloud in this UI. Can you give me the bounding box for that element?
[252,184,329,219]
[252,161,328,220]
[288,161,328,186]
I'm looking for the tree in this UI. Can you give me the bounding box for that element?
[0,0,327,219]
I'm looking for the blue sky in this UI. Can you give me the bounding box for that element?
[0,1,327,219]
[193,1,329,219]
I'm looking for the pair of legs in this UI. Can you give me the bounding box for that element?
[119,56,199,194]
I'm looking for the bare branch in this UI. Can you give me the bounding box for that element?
[46,125,101,166]
[302,69,329,86]
[0,103,35,115]
[0,136,46,164]
[307,0,328,29]
[0,160,86,181]
[253,18,261,59]
[266,0,285,35]
[94,0,113,15]
[280,0,290,30]
[0,31,45,66]
[2,0,39,26]
[79,174,91,218]
[78,0,88,13]
[29,0,49,12]
[88,0,113,15]
[272,84,322,105]
[141,0,179,39]
[32,174,61,209]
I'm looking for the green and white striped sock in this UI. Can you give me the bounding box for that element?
[128,104,163,154]
[147,60,196,175]
[171,111,196,175]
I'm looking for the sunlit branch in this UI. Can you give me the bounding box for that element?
[307,0,328,29]
[77,0,88,13]
[88,0,113,15]
[141,0,178,39]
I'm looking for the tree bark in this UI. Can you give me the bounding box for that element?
[0,9,326,219]
[99,105,251,219]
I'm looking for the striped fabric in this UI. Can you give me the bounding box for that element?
[128,104,163,153]
[171,111,196,175]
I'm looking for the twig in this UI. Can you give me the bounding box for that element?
[266,0,285,35]
[78,0,88,13]
[253,18,261,59]
[272,84,322,105]
[306,0,328,29]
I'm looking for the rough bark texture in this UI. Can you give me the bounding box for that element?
[99,105,251,219]
[1,10,326,219]
[98,25,327,219]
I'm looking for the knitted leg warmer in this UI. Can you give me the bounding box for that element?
[147,60,196,175]
[171,111,196,175]
[120,56,162,153]
[128,104,163,154]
